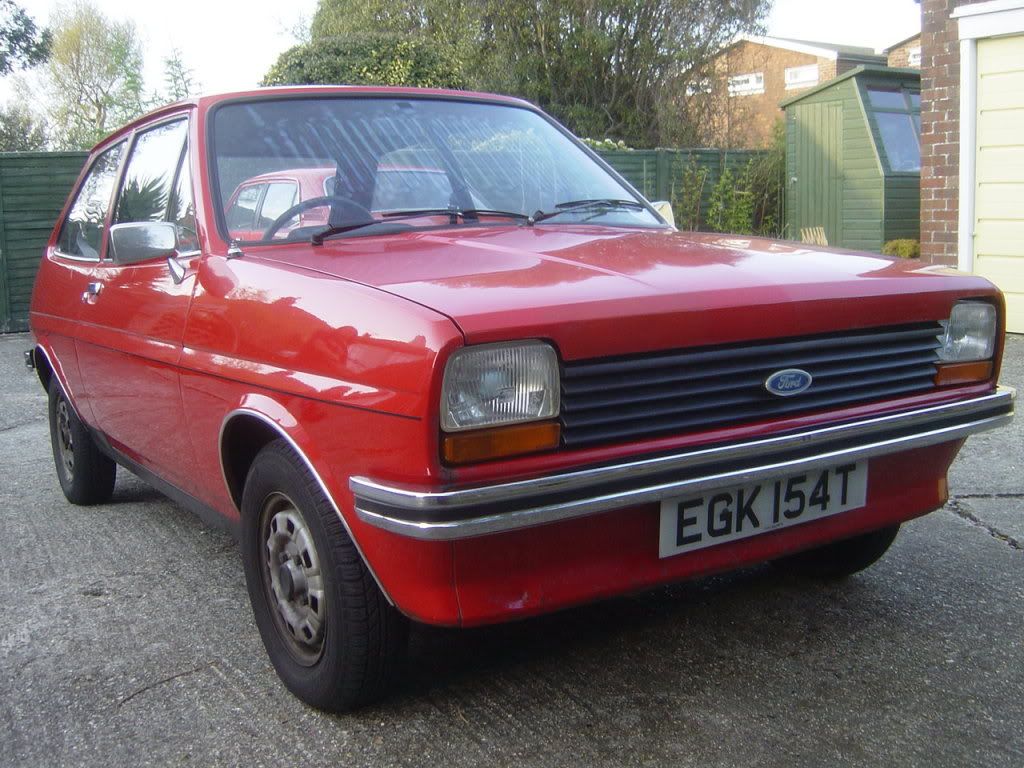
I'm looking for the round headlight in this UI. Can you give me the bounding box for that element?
[441,341,560,431]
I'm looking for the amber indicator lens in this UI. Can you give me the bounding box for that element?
[443,421,561,464]
[935,360,993,386]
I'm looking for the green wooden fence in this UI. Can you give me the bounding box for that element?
[598,148,767,227]
[0,147,766,333]
[0,152,88,333]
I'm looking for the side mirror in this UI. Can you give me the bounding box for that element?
[109,222,178,266]
[651,200,676,229]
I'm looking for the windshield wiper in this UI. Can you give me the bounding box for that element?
[531,198,647,224]
[380,207,532,223]
[313,208,530,245]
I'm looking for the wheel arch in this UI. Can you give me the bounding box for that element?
[32,344,87,423]
[32,344,54,392]
[218,405,396,606]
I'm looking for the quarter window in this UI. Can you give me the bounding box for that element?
[57,142,126,260]
[226,185,262,231]
[256,182,298,230]
[169,145,199,253]
[114,119,188,226]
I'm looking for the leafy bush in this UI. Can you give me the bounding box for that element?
[670,156,709,231]
[706,167,754,234]
[881,239,921,259]
[677,124,784,236]
[580,137,631,151]
[262,34,466,89]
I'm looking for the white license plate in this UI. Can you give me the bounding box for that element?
[658,462,868,559]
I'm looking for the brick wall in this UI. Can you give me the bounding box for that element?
[920,0,985,264]
[887,36,923,68]
[709,41,834,148]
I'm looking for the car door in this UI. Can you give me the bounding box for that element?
[73,116,201,493]
[40,140,128,424]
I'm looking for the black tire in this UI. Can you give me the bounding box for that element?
[240,440,407,711]
[47,378,116,505]
[773,525,900,580]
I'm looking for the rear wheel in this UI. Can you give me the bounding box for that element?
[240,440,407,711]
[773,525,900,579]
[47,378,116,505]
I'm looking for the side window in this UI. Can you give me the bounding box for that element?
[226,185,262,231]
[114,119,187,227]
[257,182,298,231]
[169,145,199,253]
[57,142,126,259]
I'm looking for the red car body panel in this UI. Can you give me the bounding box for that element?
[28,87,1011,628]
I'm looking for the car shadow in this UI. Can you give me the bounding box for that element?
[371,562,887,714]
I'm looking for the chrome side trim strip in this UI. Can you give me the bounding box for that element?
[351,387,1015,541]
[218,408,396,606]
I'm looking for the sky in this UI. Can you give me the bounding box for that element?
[1,0,923,103]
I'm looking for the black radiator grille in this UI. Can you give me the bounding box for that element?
[559,322,943,448]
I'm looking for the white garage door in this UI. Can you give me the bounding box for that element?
[974,34,1024,333]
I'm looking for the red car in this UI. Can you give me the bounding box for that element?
[28,86,1014,711]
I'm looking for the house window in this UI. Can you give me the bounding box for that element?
[686,78,712,97]
[785,64,819,90]
[908,46,922,67]
[728,72,764,97]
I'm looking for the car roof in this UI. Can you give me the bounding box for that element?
[90,86,537,154]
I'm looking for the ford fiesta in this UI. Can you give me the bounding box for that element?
[28,86,1014,711]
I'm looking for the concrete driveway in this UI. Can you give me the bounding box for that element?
[1,333,1021,768]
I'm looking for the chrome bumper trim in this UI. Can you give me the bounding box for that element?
[351,387,1015,541]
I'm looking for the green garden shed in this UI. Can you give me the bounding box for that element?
[782,66,921,252]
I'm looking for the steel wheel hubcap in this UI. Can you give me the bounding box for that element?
[56,399,74,475]
[260,493,326,664]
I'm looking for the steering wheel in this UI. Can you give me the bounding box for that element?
[262,195,374,241]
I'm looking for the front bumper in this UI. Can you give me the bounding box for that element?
[351,387,1015,541]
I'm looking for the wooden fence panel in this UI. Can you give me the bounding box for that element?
[0,152,87,332]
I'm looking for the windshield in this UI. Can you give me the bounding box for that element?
[210,96,660,243]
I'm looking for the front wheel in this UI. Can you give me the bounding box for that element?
[240,440,407,711]
[773,524,901,579]
[47,378,115,505]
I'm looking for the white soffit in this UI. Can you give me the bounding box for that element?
[733,34,839,60]
[954,0,1024,39]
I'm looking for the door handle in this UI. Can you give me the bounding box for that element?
[81,281,103,303]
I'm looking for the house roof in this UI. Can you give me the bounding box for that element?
[879,32,922,54]
[732,34,885,61]
[779,65,921,108]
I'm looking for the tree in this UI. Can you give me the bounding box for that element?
[262,34,466,90]
[0,0,50,75]
[163,48,198,101]
[0,103,46,150]
[302,0,770,147]
[310,0,479,62]
[480,0,769,147]
[45,1,146,150]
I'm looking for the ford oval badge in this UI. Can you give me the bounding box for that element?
[764,368,813,397]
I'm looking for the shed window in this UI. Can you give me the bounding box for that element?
[876,113,920,172]
[866,87,921,173]
[868,89,907,109]
[785,64,818,90]
[728,72,764,96]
